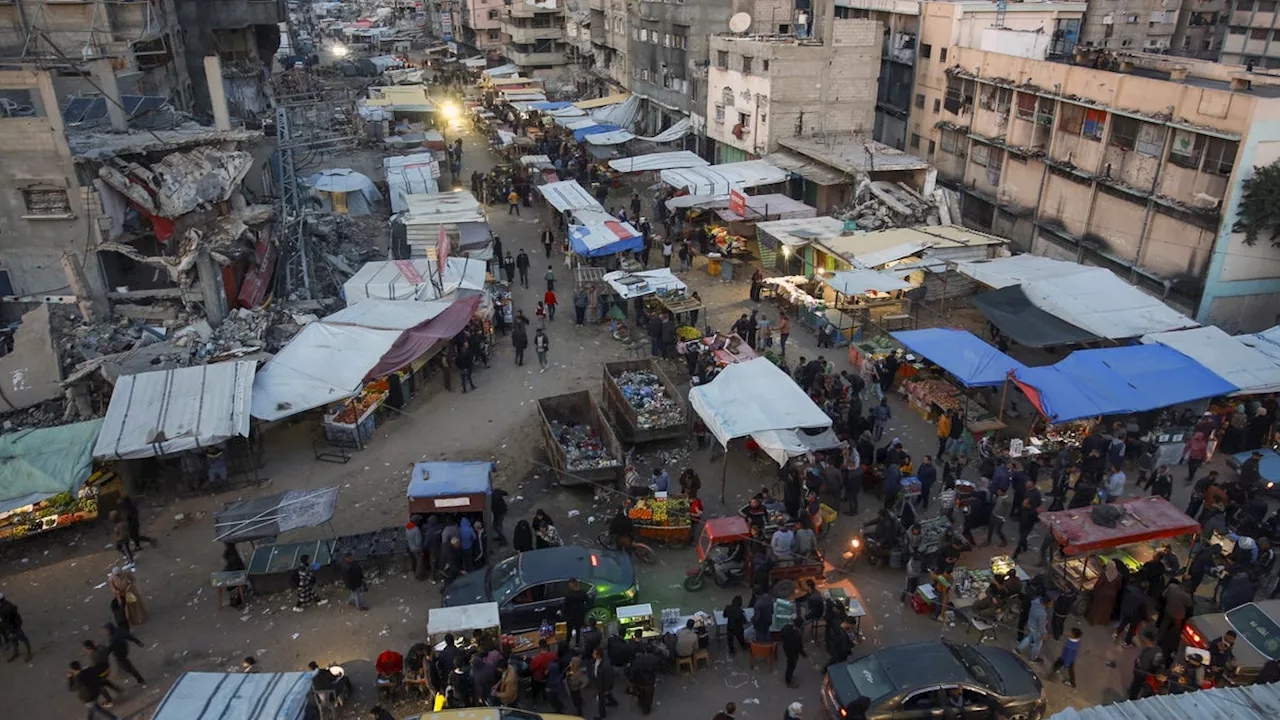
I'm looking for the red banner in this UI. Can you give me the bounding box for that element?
[395,260,424,284]
[437,224,450,279]
[729,189,747,217]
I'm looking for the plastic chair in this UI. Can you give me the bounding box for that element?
[749,641,776,671]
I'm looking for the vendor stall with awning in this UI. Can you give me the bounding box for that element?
[537,180,603,213]
[0,419,107,542]
[609,151,709,173]
[660,160,788,196]
[569,210,643,257]
[969,284,1099,349]
[1140,325,1280,395]
[343,258,486,304]
[152,672,312,720]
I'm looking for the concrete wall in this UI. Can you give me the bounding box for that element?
[628,0,734,123]
[175,0,283,116]
[1078,0,1179,52]
[0,304,62,412]
[1171,0,1227,60]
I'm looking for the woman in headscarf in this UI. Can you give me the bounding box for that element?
[1220,406,1247,455]
[512,520,534,553]
[1247,407,1270,450]
[1087,558,1124,626]
[109,566,148,626]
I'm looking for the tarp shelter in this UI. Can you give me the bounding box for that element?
[569,210,643,256]
[603,268,686,299]
[756,216,848,249]
[574,123,621,142]
[428,602,501,636]
[659,161,788,195]
[715,193,816,222]
[531,101,573,111]
[384,153,440,213]
[609,151,709,173]
[94,362,254,460]
[407,461,492,515]
[955,255,1197,340]
[214,486,340,543]
[251,297,479,420]
[537,180,603,213]
[1011,344,1238,423]
[890,329,1029,388]
[1037,496,1199,556]
[305,169,381,215]
[1048,683,1280,720]
[589,95,641,128]
[689,357,832,447]
[343,258,486,303]
[821,269,911,297]
[752,427,846,466]
[152,672,312,720]
[639,118,692,144]
[585,130,635,146]
[0,419,103,516]
[969,284,1100,348]
[483,63,519,77]
[574,92,630,110]
[1242,325,1280,364]
[1140,325,1280,395]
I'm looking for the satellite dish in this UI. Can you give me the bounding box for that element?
[729,12,752,34]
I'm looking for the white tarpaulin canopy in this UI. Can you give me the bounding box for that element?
[821,269,912,296]
[660,161,788,195]
[609,151,709,173]
[590,95,641,127]
[1242,325,1280,364]
[753,428,846,466]
[1141,326,1280,395]
[152,672,311,720]
[603,268,686,299]
[689,357,832,447]
[585,130,635,146]
[956,255,1197,340]
[94,361,255,460]
[343,258,486,303]
[384,153,440,213]
[483,63,519,77]
[428,602,501,635]
[537,180,602,213]
[640,118,692,143]
[305,169,381,215]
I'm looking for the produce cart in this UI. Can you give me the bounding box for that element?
[536,390,624,487]
[602,360,689,443]
[627,495,695,544]
[323,380,389,449]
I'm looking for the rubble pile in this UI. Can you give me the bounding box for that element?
[832,180,962,231]
[0,399,73,432]
[551,421,618,471]
[613,370,684,429]
[307,213,387,300]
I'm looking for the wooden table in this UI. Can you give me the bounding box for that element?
[211,570,249,610]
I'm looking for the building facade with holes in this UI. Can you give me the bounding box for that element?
[912,46,1280,332]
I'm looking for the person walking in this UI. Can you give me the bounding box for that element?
[566,656,589,716]
[491,488,509,546]
[1114,582,1150,646]
[573,288,589,325]
[68,661,118,720]
[119,496,156,552]
[723,596,748,655]
[1050,627,1082,687]
[591,646,617,718]
[502,252,516,284]
[456,341,477,393]
[512,319,528,366]
[293,554,317,609]
[544,289,558,321]
[1183,432,1209,484]
[1127,631,1164,700]
[1016,595,1050,662]
[341,552,368,611]
[101,623,145,686]
[541,228,556,259]
[0,593,33,662]
[936,413,952,460]
[109,511,133,566]
[781,619,807,688]
[507,189,521,215]
[778,314,791,356]
[534,329,550,372]
[516,250,531,288]
[916,455,937,509]
[545,265,556,292]
[108,567,147,627]
[662,238,673,268]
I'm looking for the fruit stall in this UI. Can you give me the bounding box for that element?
[0,418,108,544]
[0,483,104,542]
[323,379,390,449]
[627,494,695,544]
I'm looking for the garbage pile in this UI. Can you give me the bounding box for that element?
[551,421,619,471]
[613,370,684,429]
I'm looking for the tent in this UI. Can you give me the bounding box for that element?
[603,268,686,299]
[609,151,709,173]
[821,269,911,297]
[213,486,340,543]
[891,328,1029,388]
[537,180,603,213]
[573,123,622,142]
[94,361,255,460]
[689,357,832,447]
[383,153,440,213]
[0,419,103,515]
[305,169,381,215]
[1140,325,1280,395]
[969,284,1099,348]
[1011,344,1238,423]
[152,672,311,720]
[1037,496,1199,556]
[752,428,846,466]
[569,210,643,257]
[428,602,501,635]
[343,258,486,303]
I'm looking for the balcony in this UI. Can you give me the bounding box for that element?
[505,24,564,43]
[507,1,562,19]
[508,48,567,65]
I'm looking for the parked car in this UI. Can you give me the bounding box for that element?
[441,546,638,632]
[1182,600,1280,684]
[823,641,1045,720]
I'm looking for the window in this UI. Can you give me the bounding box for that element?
[1261,0,1278,10]
[760,113,767,125]
[1060,103,1104,139]
[1204,137,1239,175]
[743,56,753,74]
[1169,129,1206,168]
[928,140,936,154]
[763,60,770,72]
[933,98,941,113]
[738,112,750,127]
[971,143,990,167]
[488,8,500,19]
[972,144,1005,184]
[910,133,921,148]
[944,76,974,114]
[940,48,947,62]
[1229,26,1247,35]
[663,33,671,47]
[1109,116,1166,156]
[488,29,500,40]
[921,43,932,59]
[1015,92,1037,120]
[1083,108,1106,139]
[940,128,966,157]
[915,93,925,109]
[1251,28,1269,40]
[22,188,71,217]
[717,51,728,69]
[715,104,725,123]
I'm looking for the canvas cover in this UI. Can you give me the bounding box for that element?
[689,357,831,447]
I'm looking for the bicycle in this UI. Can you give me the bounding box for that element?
[597,531,655,564]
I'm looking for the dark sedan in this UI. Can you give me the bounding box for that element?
[442,546,638,632]
[823,641,1045,720]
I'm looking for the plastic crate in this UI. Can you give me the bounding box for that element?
[323,401,378,449]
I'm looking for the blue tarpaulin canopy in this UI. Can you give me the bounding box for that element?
[573,123,621,142]
[531,101,573,110]
[1012,344,1238,423]
[568,210,643,257]
[890,328,1029,388]
[407,461,493,499]
[0,419,104,515]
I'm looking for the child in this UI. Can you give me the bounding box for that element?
[1052,627,1082,687]
[903,551,924,603]
[872,398,892,441]
[536,302,547,329]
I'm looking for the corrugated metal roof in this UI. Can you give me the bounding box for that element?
[763,150,849,186]
[402,191,486,226]
[755,216,848,247]
[152,672,311,720]
[1049,683,1280,720]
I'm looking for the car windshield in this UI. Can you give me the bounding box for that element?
[490,556,522,605]
[589,552,627,584]
[949,645,1003,693]
[1226,604,1280,661]
[842,654,895,704]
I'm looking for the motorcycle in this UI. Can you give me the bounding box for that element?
[683,550,746,591]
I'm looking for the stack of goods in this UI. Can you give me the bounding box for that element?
[990,555,1017,578]
[614,370,684,429]
[709,226,748,255]
[628,497,692,527]
[0,488,101,542]
[950,565,995,601]
[901,377,962,413]
[676,325,701,342]
[917,515,952,555]
[764,276,822,309]
[899,475,922,495]
[332,380,390,424]
[552,421,618,470]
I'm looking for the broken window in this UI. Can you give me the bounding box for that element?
[943,76,974,115]
[910,133,921,149]
[742,56,753,74]
[22,189,71,217]
[971,143,990,167]
[972,144,1004,184]
[715,104,725,123]
[915,93,925,109]
[722,87,735,107]
[1169,130,1206,169]
[1110,116,1166,156]
[1016,93,1037,121]
[717,51,728,69]
[940,129,966,157]
[1060,103,1084,134]
[1059,103,1104,140]
[1204,137,1239,175]
[1082,108,1106,139]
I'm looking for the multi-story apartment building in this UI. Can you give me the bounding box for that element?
[1218,0,1280,67]
[1171,0,1229,59]
[913,46,1280,331]
[502,0,573,76]
[588,0,631,91]
[704,18,882,161]
[1078,0,1182,53]
[460,0,507,55]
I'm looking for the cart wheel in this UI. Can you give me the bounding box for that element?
[683,572,706,592]
[632,543,656,565]
[597,532,619,551]
[587,606,614,624]
[771,579,797,598]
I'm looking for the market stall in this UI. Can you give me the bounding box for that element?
[915,554,1030,617]
[1038,497,1199,614]
[0,419,108,543]
[817,270,912,346]
[890,328,1026,436]
[152,671,312,720]
[407,461,494,563]
[626,493,695,544]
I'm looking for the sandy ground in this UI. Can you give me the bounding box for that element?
[0,117,1227,720]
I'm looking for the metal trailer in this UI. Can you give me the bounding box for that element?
[536,390,624,487]
[601,360,690,443]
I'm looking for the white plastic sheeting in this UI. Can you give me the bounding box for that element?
[384,153,440,213]
[305,169,381,215]
[641,118,692,143]
[609,151,709,173]
[343,258,486,303]
[955,255,1197,340]
[1242,325,1280,364]
[585,130,635,146]
[1140,326,1280,395]
[603,268,686,299]
[483,63,520,77]
[589,95,641,128]
[94,361,255,460]
[428,602,501,635]
[753,428,846,466]
[821,270,912,297]
[690,357,832,447]
[659,160,789,195]
[152,672,311,720]
[537,180,602,213]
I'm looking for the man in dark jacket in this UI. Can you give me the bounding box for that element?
[1115,583,1150,646]
[916,456,937,509]
[752,591,774,641]
[824,617,854,668]
[780,619,807,687]
[629,646,660,714]
[455,342,477,393]
[341,552,368,610]
[101,623,145,686]
[119,495,156,552]
[491,488,509,545]
[515,250,531,288]
[723,596,748,655]
[591,646,618,717]
[68,661,117,719]
[0,593,33,662]
[1127,631,1164,700]
[563,580,591,645]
